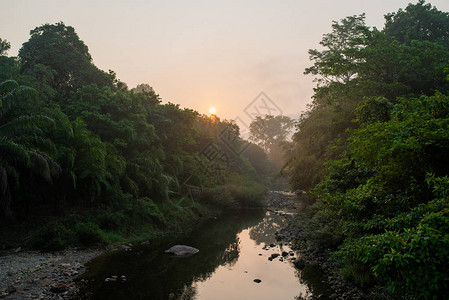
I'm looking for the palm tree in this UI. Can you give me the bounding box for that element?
[0,80,60,220]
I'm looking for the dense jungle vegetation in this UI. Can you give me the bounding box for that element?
[0,22,277,250]
[2,1,449,298]
[284,1,449,298]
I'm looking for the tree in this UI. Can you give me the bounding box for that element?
[249,115,294,169]
[241,143,275,176]
[249,115,294,153]
[18,22,113,93]
[0,80,60,220]
[0,38,11,56]
[384,0,449,49]
[286,6,449,191]
[305,14,367,87]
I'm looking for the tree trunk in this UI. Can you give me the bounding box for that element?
[0,187,14,223]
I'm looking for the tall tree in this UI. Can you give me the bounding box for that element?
[384,0,449,48]
[18,22,113,93]
[249,115,294,153]
[249,115,294,169]
[305,14,367,87]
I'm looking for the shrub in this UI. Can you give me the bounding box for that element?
[225,183,266,208]
[74,222,104,246]
[30,222,70,251]
[96,211,125,230]
[127,197,165,225]
[198,186,237,210]
[294,203,344,251]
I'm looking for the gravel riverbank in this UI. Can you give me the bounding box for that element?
[0,248,104,299]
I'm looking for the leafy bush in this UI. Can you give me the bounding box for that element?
[198,178,267,211]
[198,186,237,210]
[30,222,70,251]
[336,206,449,298]
[95,211,125,230]
[125,197,165,226]
[223,174,267,208]
[74,222,104,246]
[157,199,198,232]
[293,203,344,251]
[310,94,449,297]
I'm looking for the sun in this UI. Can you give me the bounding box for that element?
[209,107,216,115]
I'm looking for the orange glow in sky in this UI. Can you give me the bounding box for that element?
[2,0,449,118]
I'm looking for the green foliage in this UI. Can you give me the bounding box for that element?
[354,96,393,124]
[199,175,267,210]
[304,14,367,86]
[249,115,294,152]
[0,80,60,219]
[125,197,165,226]
[0,21,270,252]
[335,195,449,298]
[30,222,70,251]
[19,22,113,93]
[74,222,104,246]
[249,115,294,171]
[199,186,236,210]
[95,210,125,231]
[157,199,198,232]
[286,3,449,298]
[241,142,276,176]
[224,174,267,208]
[384,0,449,48]
[286,2,449,192]
[294,202,344,250]
[312,94,449,297]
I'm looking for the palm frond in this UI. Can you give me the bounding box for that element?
[0,115,55,136]
[0,80,19,95]
[28,150,61,183]
[14,86,38,100]
[0,162,19,191]
[0,136,31,166]
[0,167,7,195]
[0,81,37,117]
[15,135,57,156]
[0,91,16,115]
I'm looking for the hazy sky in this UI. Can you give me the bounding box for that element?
[2,0,449,125]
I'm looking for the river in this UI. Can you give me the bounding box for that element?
[78,210,332,299]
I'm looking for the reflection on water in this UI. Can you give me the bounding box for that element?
[80,211,332,299]
[249,211,289,245]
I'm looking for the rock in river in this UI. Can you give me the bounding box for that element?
[165,245,199,257]
[294,259,306,270]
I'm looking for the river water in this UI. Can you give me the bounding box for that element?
[79,210,332,299]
